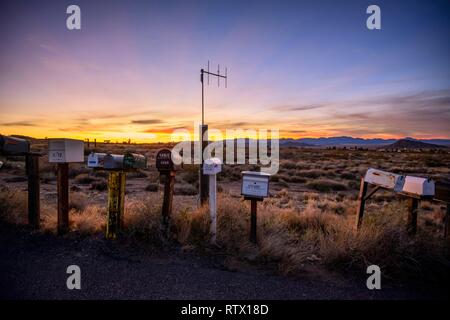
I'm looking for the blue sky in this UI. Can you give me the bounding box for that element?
[0,0,449,141]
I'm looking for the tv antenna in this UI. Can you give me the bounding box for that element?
[200,60,228,126]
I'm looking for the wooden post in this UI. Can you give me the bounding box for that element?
[444,203,449,240]
[25,154,40,228]
[199,124,209,205]
[355,178,368,230]
[161,170,175,237]
[209,174,217,243]
[250,199,257,244]
[407,197,418,235]
[57,163,69,234]
[106,171,126,239]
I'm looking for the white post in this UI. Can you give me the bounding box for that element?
[209,174,217,243]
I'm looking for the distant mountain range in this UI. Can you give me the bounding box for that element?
[279,136,450,147]
[384,139,448,150]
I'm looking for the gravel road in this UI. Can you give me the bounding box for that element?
[0,226,446,300]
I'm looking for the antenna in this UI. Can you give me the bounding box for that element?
[200,60,228,125]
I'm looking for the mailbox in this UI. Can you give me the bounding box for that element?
[123,152,147,169]
[364,168,405,192]
[241,171,270,199]
[203,158,222,175]
[48,138,84,163]
[401,176,435,197]
[0,135,30,155]
[156,149,174,172]
[87,152,107,168]
[103,154,124,169]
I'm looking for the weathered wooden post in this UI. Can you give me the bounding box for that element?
[26,153,40,228]
[156,149,175,237]
[241,171,270,245]
[355,168,404,230]
[203,158,222,243]
[57,163,69,234]
[407,197,419,235]
[434,181,450,240]
[48,139,84,235]
[106,170,126,238]
[355,178,368,230]
[0,135,40,228]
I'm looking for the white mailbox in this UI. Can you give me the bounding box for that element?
[401,176,435,197]
[203,158,222,175]
[364,168,405,192]
[241,171,270,199]
[87,152,107,168]
[48,139,84,163]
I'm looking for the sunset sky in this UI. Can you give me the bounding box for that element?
[0,0,449,142]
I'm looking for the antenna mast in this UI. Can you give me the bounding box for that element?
[200,60,228,126]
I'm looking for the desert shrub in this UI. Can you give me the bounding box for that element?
[75,173,96,184]
[145,183,159,192]
[69,192,88,211]
[306,179,348,192]
[70,205,105,235]
[91,179,108,191]
[124,196,164,245]
[5,176,28,183]
[127,170,147,179]
[0,187,27,225]
[174,184,197,195]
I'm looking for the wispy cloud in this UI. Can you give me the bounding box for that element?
[1,121,37,127]
[131,119,163,125]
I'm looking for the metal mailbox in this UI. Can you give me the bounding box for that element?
[103,154,125,169]
[48,138,84,163]
[203,157,222,175]
[123,152,147,169]
[364,168,405,192]
[401,176,435,197]
[0,135,30,155]
[241,171,270,199]
[156,149,174,172]
[87,152,107,168]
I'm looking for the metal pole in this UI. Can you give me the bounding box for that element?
[57,163,69,234]
[26,154,40,229]
[201,69,204,126]
[209,174,217,243]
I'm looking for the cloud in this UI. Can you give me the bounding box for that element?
[131,119,163,125]
[270,104,328,112]
[1,121,37,127]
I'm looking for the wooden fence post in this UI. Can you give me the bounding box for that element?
[250,199,257,244]
[355,178,368,230]
[106,171,126,239]
[444,203,449,240]
[407,197,418,235]
[199,124,209,205]
[57,163,69,234]
[26,154,40,229]
[161,170,175,237]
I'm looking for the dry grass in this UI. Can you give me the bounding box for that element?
[0,186,448,283]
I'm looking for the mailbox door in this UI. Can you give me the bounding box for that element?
[242,175,269,198]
